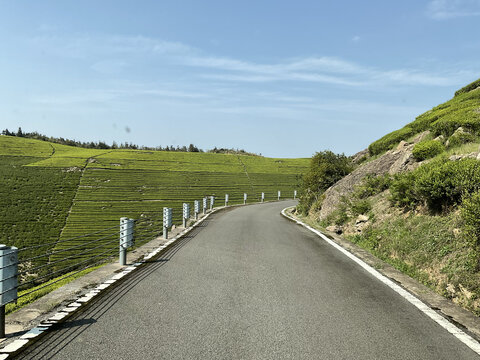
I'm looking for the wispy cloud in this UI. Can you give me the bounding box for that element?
[427,0,480,19]
[29,33,477,89]
[31,86,210,106]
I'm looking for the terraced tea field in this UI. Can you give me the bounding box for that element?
[0,136,308,277]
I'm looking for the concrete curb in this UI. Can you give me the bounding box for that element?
[281,206,480,356]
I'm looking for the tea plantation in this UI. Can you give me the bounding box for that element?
[0,136,308,281]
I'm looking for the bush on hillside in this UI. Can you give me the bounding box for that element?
[390,158,480,212]
[298,151,353,214]
[432,112,480,137]
[368,126,416,156]
[447,131,476,148]
[412,140,444,161]
[455,78,480,97]
[354,173,392,199]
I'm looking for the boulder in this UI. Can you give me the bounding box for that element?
[355,214,369,225]
[326,225,343,235]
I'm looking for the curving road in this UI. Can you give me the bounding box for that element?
[17,201,480,359]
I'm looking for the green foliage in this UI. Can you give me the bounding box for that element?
[299,150,352,214]
[389,172,418,208]
[447,131,476,149]
[455,78,480,97]
[367,77,480,156]
[461,191,480,249]
[390,158,480,211]
[350,199,372,216]
[368,126,415,156]
[431,111,480,137]
[412,140,444,160]
[354,174,392,199]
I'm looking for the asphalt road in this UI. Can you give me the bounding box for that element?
[17,201,480,359]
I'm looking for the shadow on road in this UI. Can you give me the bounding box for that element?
[15,216,214,360]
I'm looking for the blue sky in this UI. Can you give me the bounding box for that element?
[1,0,479,158]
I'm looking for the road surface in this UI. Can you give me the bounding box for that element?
[17,201,480,359]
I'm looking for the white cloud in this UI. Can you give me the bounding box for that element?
[427,0,480,19]
[29,33,478,88]
[352,35,361,42]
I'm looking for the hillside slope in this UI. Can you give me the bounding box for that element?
[300,78,480,315]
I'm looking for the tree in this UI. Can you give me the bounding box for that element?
[298,150,353,214]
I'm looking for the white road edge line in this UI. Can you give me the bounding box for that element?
[281,207,480,355]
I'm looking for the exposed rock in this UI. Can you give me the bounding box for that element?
[317,143,417,220]
[454,126,467,135]
[355,215,369,225]
[434,135,444,142]
[412,130,431,144]
[396,141,408,150]
[449,153,479,161]
[326,225,343,235]
[351,148,369,164]
[453,228,461,237]
[449,155,464,161]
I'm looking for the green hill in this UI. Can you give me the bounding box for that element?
[0,135,308,277]
[368,78,480,156]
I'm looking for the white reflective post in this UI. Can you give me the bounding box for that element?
[194,200,200,220]
[294,190,297,199]
[163,207,172,239]
[210,196,215,211]
[119,217,128,265]
[278,190,281,201]
[261,192,265,202]
[244,193,247,205]
[225,194,229,206]
[183,203,190,228]
[203,197,207,215]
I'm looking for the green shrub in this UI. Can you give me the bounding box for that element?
[368,126,416,156]
[391,158,480,211]
[447,131,476,148]
[431,111,480,137]
[299,151,352,213]
[390,172,419,208]
[412,140,444,160]
[455,78,480,97]
[350,199,372,216]
[355,174,392,199]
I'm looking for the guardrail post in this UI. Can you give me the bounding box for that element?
[163,207,172,239]
[278,190,281,201]
[194,200,200,220]
[244,193,247,205]
[210,196,215,211]
[183,203,190,228]
[203,197,207,215]
[119,217,128,265]
[225,194,229,206]
[0,245,18,338]
[261,192,265,202]
[127,218,134,248]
